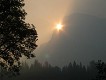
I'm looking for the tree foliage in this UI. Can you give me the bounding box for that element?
[5,60,98,80]
[0,0,38,74]
[95,60,106,80]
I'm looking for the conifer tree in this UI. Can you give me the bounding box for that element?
[0,0,38,74]
[95,60,106,80]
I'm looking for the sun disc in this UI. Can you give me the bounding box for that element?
[56,23,63,31]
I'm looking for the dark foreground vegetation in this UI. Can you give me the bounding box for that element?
[1,60,105,80]
[0,0,38,75]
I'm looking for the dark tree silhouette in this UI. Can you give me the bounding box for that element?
[0,0,38,74]
[6,60,98,80]
[95,60,106,80]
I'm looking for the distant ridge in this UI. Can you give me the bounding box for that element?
[36,13,106,67]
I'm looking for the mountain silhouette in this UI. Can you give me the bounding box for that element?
[36,13,106,67]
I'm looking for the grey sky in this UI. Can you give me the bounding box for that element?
[24,0,106,66]
[24,0,106,45]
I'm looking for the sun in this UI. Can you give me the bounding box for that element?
[56,23,63,31]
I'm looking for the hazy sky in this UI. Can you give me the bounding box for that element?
[24,0,106,46]
[24,0,71,45]
[23,0,106,66]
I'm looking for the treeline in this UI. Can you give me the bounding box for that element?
[3,60,99,80]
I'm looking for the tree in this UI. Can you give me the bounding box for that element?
[0,0,38,74]
[95,60,106,80]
